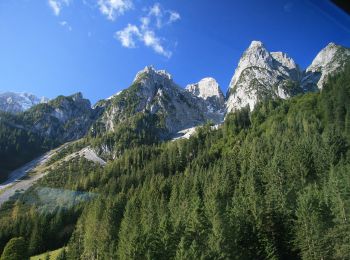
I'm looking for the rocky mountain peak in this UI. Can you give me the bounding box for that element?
[186,77,223,100]
[303,42,350,89]
[70,92,84,102]
[229,41,273,88]
[131,66,176,102]
[307,43,342,72]
[186,77,225,112]
[243,40,271,61]
[226,41,303,113]
[25,93,95,142]
[271,52,299,71]
[40,97,50,103]
[134,66,172,83]
[96,66,225,144]
[249,40,265,49]
[327,42,337,48]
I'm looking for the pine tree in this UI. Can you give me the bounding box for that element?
[294,186,331,259]
[0,237,27,260]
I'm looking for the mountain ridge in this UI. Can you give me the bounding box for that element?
[1,41,349,117]
[1,41,349,144]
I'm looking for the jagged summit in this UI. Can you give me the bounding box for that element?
[249,40,265,48]
[303,42,350,89]
[186,77,225,112]
[70,92,84,101]
[226,40,303,113]
[271,52,300,71]
[95,66,225,144]
[134,66,172,83]
[326,42,337,48]
[186,77,223,100]
[307,42,344,71]
[3,41,349,147]
[228,41,275,90]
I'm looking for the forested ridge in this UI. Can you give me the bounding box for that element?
[0,111,54,182]
[1,65,350,259]
[0,93,94,182]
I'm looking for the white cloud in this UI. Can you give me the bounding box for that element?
[98,0,133,21]
[115,2,180,58]
[149,3,161,17]
[116,24,173,57]
[142,30,171,58]
[144,3,180,29]
[115,24,141,48]
[48,0,70,16]
[60,21,73,31]
[168,11,180,24]
[140,16,150,30]
[48,0,60,15]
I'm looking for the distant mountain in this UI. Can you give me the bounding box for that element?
[1,92,95,143]
[0,92,99,180]
[186,77,225,113]
[302,42,350,90]
[0,92,49,113]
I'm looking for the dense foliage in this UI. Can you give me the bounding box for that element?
[0,158,102,258]
[0,237,27,260]
[0,112,54,182]
[0,93,94,181]
[0,65,350,259]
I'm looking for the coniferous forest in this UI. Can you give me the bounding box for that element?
[1,65,350,259]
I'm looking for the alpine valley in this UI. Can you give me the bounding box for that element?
[1,41,350,260]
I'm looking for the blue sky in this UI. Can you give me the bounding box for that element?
[0,0,349,104]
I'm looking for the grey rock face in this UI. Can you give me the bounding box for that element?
[97,66,224,137]
[186,77,225,112]
[226,41,303,113]
[302,42,350,90]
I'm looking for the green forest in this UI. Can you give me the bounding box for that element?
[1,65,350,259]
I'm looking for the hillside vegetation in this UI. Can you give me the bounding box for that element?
[0,65,350,259]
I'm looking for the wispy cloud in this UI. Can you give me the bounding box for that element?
[60,21,73,31]
[97,0,133,21]
[115,24,172,58]
[46,1,179,58]
[168,11,180,24]
[145,3,180,29]
[115,24,141,48]
[142,30,172,58]
[115,2,180,58]
[48,0,71,16]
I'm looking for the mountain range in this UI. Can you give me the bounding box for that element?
[2,41,349,118]
[0,92,48,114]
[0,41,349,152]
